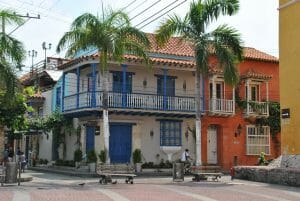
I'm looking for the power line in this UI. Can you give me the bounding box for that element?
[130,0,161,21]
[135,0,179,28]
[139,0,188,29]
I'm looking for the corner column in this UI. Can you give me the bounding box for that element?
[163,68,168,110]
[62,72,65,112]
[76,67,80,109]
[122,64,127,108]
[246,79,250,115]
[91,63,96,107]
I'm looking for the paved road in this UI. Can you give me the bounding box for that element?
[0,171,299,201]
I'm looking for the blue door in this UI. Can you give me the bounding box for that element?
[109,124,132,163]
[86,126,95,152]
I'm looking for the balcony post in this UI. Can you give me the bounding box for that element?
[76,67,80,109]
[62,72,65,112]
[246,79,250,115]
[122,64,127,108]
[91,63,96,107]
[163,68,168,110]
[266,81,269,115]
[212,76,216,112]
[232,87,235,114]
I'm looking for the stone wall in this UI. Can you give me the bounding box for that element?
[234,166,300,187]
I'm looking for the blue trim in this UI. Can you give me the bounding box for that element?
[122,64,127,108]
[110,70,135,75]
[163,69,167,110]
[62,73,65,112]
[76,67,80,109]
[91,63,96,107]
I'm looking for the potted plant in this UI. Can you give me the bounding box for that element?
[74,149,82,168]
[87,149,97,172]
[132,149,142,172]
[98,149,107,164]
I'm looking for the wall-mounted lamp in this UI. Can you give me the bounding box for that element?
[150,130,154,137]
[143,78,147,87]
[235,124,242,137]
[183,80,187,91]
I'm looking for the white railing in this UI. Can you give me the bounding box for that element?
[247,101,269,116]
[209,98,234,114]
[64,94,76,111]
[63,91,196,112]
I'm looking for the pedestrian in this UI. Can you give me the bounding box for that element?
[181,149,192,174]
[3,148,9,163]
[8,147,14,162]
[20,152,27,172]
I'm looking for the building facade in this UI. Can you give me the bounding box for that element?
[53,34,280,171]
[279,0,300,154]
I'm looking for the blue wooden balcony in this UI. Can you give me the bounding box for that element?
[63,91,197,113]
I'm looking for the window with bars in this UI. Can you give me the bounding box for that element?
[160,120,181,146]
[246,125,270,155]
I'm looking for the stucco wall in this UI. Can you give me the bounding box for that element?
[279,0,300,154]
[38,90,54,161]
[76,114,195,164]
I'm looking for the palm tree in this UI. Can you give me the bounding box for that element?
[0,9,26,97]
[155,0,243,166]
[57,9,150,163]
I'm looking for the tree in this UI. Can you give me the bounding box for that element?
[155,0,243,165]
[0,9,26,98]
[57,9,150,163]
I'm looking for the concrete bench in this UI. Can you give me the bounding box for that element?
[96,164,136,184]
[192,172,223,182]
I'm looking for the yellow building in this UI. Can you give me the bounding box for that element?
[279,0,300,154]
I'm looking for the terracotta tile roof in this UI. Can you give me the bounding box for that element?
[241,69,272,80]
[57,33,278,70]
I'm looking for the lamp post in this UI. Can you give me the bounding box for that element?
[28,50,37,75]
[42,42,51,69]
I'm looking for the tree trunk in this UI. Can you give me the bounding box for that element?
[102,70,110,164]
[195,68,202,166]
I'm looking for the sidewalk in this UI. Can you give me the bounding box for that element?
[28,166,173,177]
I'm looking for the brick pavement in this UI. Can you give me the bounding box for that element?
[0,171,299,201]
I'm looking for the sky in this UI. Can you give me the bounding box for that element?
[1,0,279,75]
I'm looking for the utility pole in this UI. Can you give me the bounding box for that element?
[42,42,51,69]
[8,13,40,35]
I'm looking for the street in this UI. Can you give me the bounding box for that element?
[0,171,299,201]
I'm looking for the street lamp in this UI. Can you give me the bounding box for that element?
[42,42,51,69]
[28,50,37,75]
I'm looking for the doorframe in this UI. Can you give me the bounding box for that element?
[109,123,134,163]
[207,125,218,165]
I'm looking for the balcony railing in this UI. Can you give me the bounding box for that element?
[63,91,196,113]
[209,98,235,115]
[247,101,269,116]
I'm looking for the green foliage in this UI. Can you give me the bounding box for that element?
[0,91,28,131]
[74,149,83,162]
[98,149,107,163]
[258,152,267,165]
[55,159,75,167]
[255,102,281,137]
[87,150,97,163]
[132,149,142,164]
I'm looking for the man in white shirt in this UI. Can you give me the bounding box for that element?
[181,149,192,174]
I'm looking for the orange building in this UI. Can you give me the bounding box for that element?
[201,51,280,170]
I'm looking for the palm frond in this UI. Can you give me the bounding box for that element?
[213,43,239,86]
[194,41,210,76]
[201,0,239,27]
[0,33,26,67]
[155,14,189,47]
[211,24,243,61]
[106,10,130,28]
[0,9,24,26]
[122,41,151,65]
